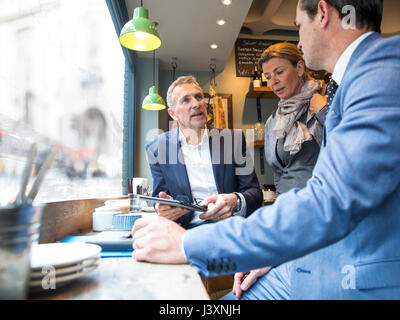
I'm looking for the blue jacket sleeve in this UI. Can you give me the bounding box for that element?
[183,44,400,277]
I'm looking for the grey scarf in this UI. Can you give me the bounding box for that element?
[272,79,323,155]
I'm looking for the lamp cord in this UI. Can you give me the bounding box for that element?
[153,50,155,85]
[209,63,217,87]
[171,61,178,82]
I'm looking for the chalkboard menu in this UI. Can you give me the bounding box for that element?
[234,38,297,78]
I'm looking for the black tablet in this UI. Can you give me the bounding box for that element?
[137,195,207,212]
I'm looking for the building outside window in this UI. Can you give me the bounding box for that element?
[0,0,125,205]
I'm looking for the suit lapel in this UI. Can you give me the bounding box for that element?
[345,32,381,75]
[323,33,381,149]
[169,127,193,201]
[209,129,225,194]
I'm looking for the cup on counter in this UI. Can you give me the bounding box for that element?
[127,177,149,213]
[127,177,148,194]
[0,204,43,299]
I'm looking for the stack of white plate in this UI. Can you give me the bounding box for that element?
[29,243,101,292]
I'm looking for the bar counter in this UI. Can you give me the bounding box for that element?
[29,257,209,300]
[30,198,209,300]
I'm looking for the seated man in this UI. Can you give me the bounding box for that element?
[145,75,263,229]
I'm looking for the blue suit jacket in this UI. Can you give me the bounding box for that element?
[145,127,263,229]
[184,33,400,299]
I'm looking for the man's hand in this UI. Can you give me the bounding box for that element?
[309,93,327,114]
[156,192,189,221]
[232,267,272,299]
[199,193,238,221]
[131,215,188,264]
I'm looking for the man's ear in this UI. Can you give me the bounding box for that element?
[318,0,331,29]
[167,108,177,121]
[297,60,306,78]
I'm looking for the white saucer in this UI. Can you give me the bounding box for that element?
[95,206,121,212]
[29,264,98,290]
[104,199,129,207]
[30,257,99,279]
[142,206,156,212]
[30,243,102,271]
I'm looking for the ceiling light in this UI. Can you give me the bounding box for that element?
[217,19,226,26]
[210,44,218,49]
[221,0,232,5]
[119,6,161,51]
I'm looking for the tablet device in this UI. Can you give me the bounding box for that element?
[137,195,207,212]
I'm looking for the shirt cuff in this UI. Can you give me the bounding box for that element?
[233,193,247,217]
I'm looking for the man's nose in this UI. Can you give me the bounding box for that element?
[297,42,303,52]
[190,97,203,108]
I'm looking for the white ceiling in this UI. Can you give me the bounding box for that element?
[124,0,400,72]
[125,0,253,72]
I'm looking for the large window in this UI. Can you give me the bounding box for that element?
[0,0,125,205]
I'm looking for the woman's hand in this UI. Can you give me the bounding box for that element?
[232,266,272,299]
[309,93,327,114]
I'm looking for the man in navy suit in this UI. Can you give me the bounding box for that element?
[145,75,262,229]
[132,0,400,299]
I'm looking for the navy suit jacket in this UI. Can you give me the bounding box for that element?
[184,33,400,299]
[145,127,263,229]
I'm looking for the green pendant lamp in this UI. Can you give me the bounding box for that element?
[119,1,161,51]
[142,86,166,110]
[142,50,166,110]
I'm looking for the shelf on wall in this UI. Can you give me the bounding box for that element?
[253,140,265,149]
[246,87,276,176]
[246,87,278,99]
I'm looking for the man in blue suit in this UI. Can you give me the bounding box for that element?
[145,75,263,229]
[132,0,400,299]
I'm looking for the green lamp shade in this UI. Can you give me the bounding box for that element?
[119,7,161,51]
[142,86,166,110]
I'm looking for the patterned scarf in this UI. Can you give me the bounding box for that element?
[272,79,323,155]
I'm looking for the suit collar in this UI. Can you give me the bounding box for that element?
[169,127,226,195]
[178,127,209,147]
[332,31,375,85]
[338,32,382,85]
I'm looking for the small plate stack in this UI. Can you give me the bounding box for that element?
[29,243,101,292]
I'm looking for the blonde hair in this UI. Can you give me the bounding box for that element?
[166,75,201,109]
[258,42,311,80]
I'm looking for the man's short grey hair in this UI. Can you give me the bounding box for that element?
[166,75,201,109]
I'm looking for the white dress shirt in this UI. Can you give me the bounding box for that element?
[179,128,246,225]
[332,32,374,85]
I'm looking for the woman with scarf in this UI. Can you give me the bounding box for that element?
[263,42,327,195]
[229,42,328,299]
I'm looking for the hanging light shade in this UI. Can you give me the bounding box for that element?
[119,7,161,51]
[142,49,166,110]
[142,86,166,110]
